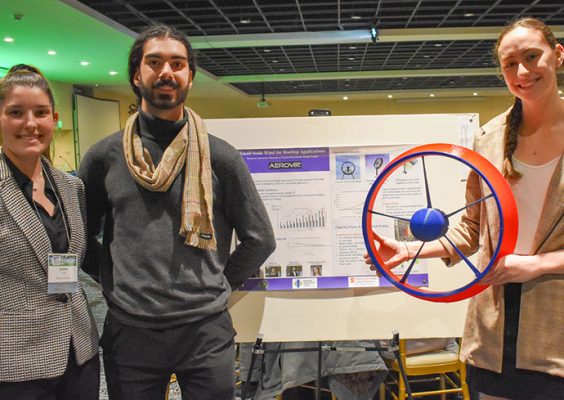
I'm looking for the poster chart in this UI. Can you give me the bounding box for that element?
[239,144,429,291]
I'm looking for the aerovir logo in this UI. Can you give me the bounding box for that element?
[268,161,302,170]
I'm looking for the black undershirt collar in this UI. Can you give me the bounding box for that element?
[4,154,69,253]
[138,108,188,146]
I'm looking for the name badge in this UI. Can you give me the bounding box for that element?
[47,253,79,294]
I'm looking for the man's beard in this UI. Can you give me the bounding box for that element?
[139,79,189,110]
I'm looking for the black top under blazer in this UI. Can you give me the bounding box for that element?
[0,150,99,382]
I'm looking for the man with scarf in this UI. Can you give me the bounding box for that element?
[78,25,276,400]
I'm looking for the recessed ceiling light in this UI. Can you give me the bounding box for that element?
[47,50,56,55]
[109,71,118,75]
[430,93,435,97]
[342,96,349,100]
[80,61,90,66]
[464,13,474,17]
[4,37,14,43]
[387,94,393,99]
[473,92,478,96]
[351,15,362,20]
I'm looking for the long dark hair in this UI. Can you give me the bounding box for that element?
[494,17,562,179]
[128,24,197,102]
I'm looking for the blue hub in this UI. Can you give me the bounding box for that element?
[409,208,449,242]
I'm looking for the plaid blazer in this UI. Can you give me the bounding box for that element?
[439,109,564,377]
[0,150,99,382]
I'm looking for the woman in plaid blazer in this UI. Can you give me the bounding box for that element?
[0,65,99,399]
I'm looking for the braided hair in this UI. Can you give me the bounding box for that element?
[502,98,523,179]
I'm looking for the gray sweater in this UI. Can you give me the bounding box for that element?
[78,111,275,328]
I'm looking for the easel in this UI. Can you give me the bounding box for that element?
[241,332,414,400]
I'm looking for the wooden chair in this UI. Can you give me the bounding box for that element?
[379,339,470,400]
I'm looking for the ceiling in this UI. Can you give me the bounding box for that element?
[1,0,563,99]
[0,0,132,85]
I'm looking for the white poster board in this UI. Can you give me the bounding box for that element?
[205,113,480,342]
[238,144,430,291]
[73,94,121,164]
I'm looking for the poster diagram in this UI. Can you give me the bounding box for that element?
[239,145,428,291]
[365,153,390,179]
[335,154,361,180]
[278,208,327,229]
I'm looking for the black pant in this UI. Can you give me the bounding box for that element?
[0,345,100,400]
[101,310,237,400]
